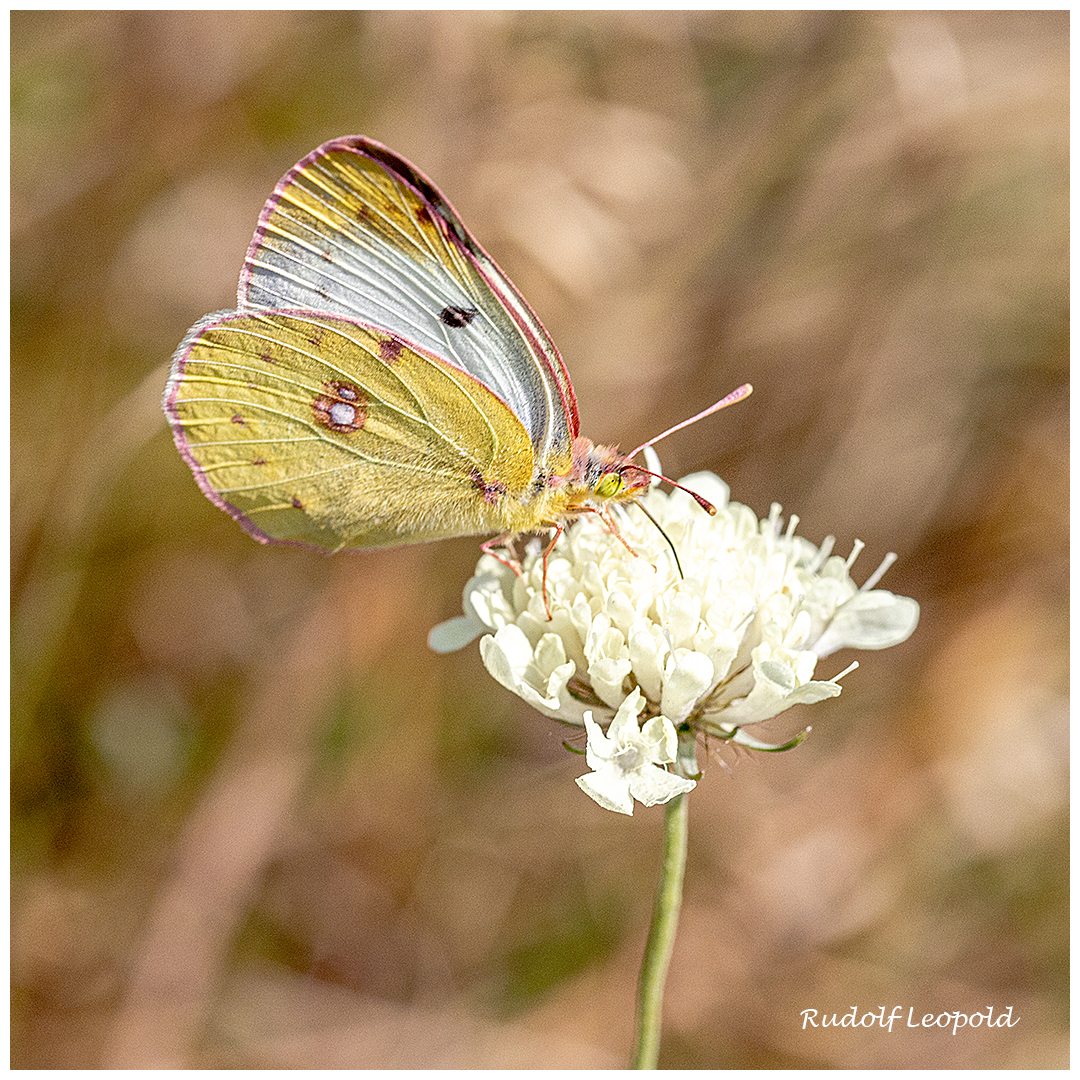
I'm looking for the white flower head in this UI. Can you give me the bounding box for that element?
[430,472,919,813]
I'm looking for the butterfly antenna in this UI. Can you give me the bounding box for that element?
[630,464,717,515]
[626,383,752,516]
[634,501,684,579]
[629,383,752,460]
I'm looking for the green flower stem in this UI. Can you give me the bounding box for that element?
[632,791,689,1069]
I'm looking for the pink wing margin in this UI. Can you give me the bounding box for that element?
[163,310,296,547]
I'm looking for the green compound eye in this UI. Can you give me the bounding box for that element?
[594,472,625,499]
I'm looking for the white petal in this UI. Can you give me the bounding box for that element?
[661,650,714,724]
[428,570,509,652]
[759,657,795,691]
[664,592,702,648]
[427,614,484,654]
[782,679,843,708]
[465,572,516,629]
[584,619,620,662]
[480,624,533,679]
[628,765,696,806]
[604,589,638,636]
[639,715,679,765]
[628,622,667,702]
[582,711,614,771]
[608,688,646,739]
[576,768,635,815]
[696,625,739,688]
[533,632,569,679]
[677,472,730,509]
[721,670,841,725]
[813,590,920,656]
[586,625,631,708]
[589,657,632,709]
[642,444,664,485]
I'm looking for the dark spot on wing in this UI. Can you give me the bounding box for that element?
[471,468,507,506]
[379,337,405,364]
[440,305,478,328]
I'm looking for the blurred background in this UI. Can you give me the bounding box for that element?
[11,10,1067,1069]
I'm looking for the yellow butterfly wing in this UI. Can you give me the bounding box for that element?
[238,136,579,469]
[164,309,539,550]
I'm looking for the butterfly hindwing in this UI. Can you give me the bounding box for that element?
[164,309,537,550]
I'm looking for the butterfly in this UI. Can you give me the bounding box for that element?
[163,136,749,582]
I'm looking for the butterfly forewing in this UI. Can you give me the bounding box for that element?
[165,310,537,550]
[239,137,577,471]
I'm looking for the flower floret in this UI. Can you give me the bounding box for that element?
[575,691,696,815]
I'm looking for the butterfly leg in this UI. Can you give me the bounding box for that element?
[582,505,659,572]
[574,505,648,565]
[538,522,565,621]
[480,535,523,577]
[598,506,643,561]
[481,530,558,620]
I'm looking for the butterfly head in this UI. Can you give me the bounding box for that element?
[561,438,653,512]
[559,435,721,523]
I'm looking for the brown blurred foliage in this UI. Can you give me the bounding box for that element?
[11,10,1067,1069]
